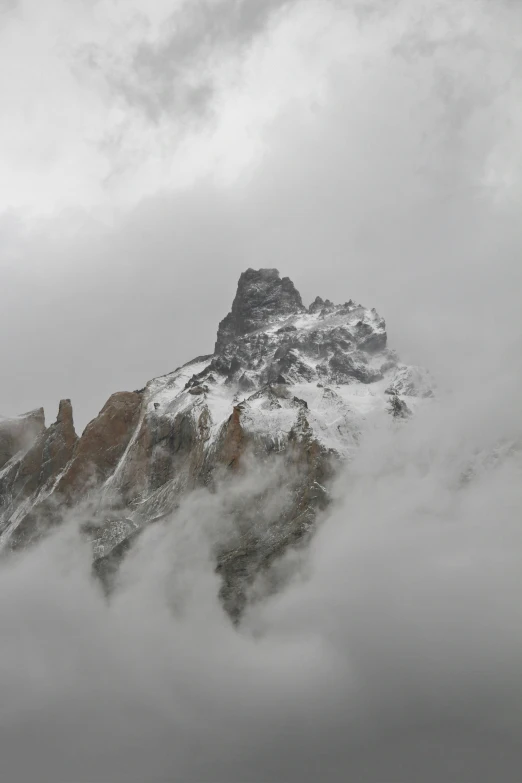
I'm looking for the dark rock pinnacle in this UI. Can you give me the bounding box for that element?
[215,268,306,354]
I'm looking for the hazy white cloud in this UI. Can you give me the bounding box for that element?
[0,0,346,214]
[0,358,521,782]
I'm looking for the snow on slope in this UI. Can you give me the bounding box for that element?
[129,277,433,465]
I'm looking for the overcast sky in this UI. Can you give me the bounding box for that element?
[1,0,521,433]
[1,3,522,781]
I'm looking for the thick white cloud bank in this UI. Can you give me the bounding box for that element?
[0,364,521,782]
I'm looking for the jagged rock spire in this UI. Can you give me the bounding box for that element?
[215,268,306,354]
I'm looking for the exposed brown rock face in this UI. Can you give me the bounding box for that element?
[56,391,142,501]
[108,403,205,517]
[2,394,141,550]
[219,406,245,470]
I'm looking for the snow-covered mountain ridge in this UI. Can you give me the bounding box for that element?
[148,268,431,453]
[0,269,432,616]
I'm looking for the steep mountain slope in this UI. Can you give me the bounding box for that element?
[0,269,432,616]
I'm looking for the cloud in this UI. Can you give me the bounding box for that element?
[0,353,521,782]
[0,0,17,14]
[1,0,521,431]
[1,7,522,777]
[91,0,303,122]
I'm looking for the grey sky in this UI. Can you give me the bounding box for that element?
[1,1,522,780]
[77,0,302,125]
[1,0,520,432]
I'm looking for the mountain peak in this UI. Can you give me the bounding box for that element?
[0,268,432,618]
[215,268,305,353]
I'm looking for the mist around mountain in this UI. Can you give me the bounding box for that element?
[0,269,521,783]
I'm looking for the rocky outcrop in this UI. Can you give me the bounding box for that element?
[0,401,78,549]
[387,393,412,419]
[40,400,78,485]
[204,270,391,393]
[218,406,245,470]
[0,408,45,470]
[55,391,141,501]
[0,269,432,617]
[2,394,141,550]
[385,364,434,398]
[215,268,305,353]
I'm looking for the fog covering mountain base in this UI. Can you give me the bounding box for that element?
[0,266,521,781]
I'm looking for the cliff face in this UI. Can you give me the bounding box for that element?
[0,401,78,547]
[215,267,306,353]
[0,408,45,471]
[0,269,432,617]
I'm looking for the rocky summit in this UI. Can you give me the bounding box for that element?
[0,269,432,618]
